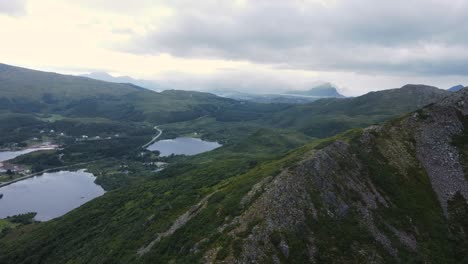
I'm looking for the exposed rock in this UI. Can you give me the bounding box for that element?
[239,176,272,208]
[413,94,468,214]
[137,192,215,256]
[211,88,468,263]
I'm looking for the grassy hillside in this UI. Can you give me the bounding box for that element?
[0,64,461,263]
[0,63,248,123]
[266,84,450,137]
[0,88,465,263]
[0,64,449,185]
[0,63,290,152]
[0,63,141,99]
[0,63,450,142]
[0,128,312,263]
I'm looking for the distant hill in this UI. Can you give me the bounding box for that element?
[0,63,141,99]
[209,83,346,104]
[81,72,161,91]
[0,63,238,123]
[210,90,327,104]
[0,64,451,137]
[285,83,345,98]
[448,84,465,92]
[265,84,450,137]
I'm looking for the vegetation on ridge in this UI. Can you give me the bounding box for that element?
[0,63,464,263]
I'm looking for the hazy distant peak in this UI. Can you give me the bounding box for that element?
[82,72,135,83]
[85,72,116,78]
[448,84,464,92]
[400,84,440,90]
[81,72,161,91]
[286,83,345,98]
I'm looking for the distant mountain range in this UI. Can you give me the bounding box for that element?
[80,72,161,91]
[208,90,326,104]
[0,63,239,124]
[82,72,463,103]
[80,73,346,102]
[210,83,346,104]
[265,84,450,137]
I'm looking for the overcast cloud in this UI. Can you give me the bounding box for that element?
[1,0,468,95]
[0,0,26,16]
[129,0,468,76]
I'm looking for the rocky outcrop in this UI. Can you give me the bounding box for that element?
[209,88,468,263]
[414,104,468,214]
[137,192,215,256]
[226,140,408,262]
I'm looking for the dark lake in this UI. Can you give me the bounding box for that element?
[147,137,221,157]
[0,170,105,221]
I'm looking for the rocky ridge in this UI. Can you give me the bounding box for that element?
[206,88,468,263]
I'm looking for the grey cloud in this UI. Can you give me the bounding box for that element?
[153,68,468,97]
[70,0,164,14]
[155,69,324,94]
[111,28,136,36]
[126,0,468,76]
[0,0,26,16]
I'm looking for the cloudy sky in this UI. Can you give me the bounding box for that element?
[1,0,467,95]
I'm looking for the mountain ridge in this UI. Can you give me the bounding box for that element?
[204,87,468,262]
[0,86,465,263]
[265,84,450,138]
[0,63,243,124]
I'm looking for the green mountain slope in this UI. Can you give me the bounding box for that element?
[0,63,461,263]
[0,63,291,150]
[267,84,450,137]
[0,128,311,263]
[0,63,450,141]
[212,88,468,263]
[0,63,248,124]
[0,63,141,99]
[159,85,450,144]
[0,85,465,263]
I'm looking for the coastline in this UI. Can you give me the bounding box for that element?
[0,159,106,188]
[0,142,59,152]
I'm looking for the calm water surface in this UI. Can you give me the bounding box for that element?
[0,170,105,221]
[147,137,221,156]
[0,147,56,162]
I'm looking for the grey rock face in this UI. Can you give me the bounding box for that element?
[205,88,468,263]
[413,89,468,214]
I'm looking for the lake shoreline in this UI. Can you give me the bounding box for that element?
[0,170,105,221]
[147,137,221,157]
[0,159,106,188]
[0,144,61,181]
[0,142,59,152]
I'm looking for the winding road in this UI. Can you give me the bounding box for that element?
[142,126,163,149]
